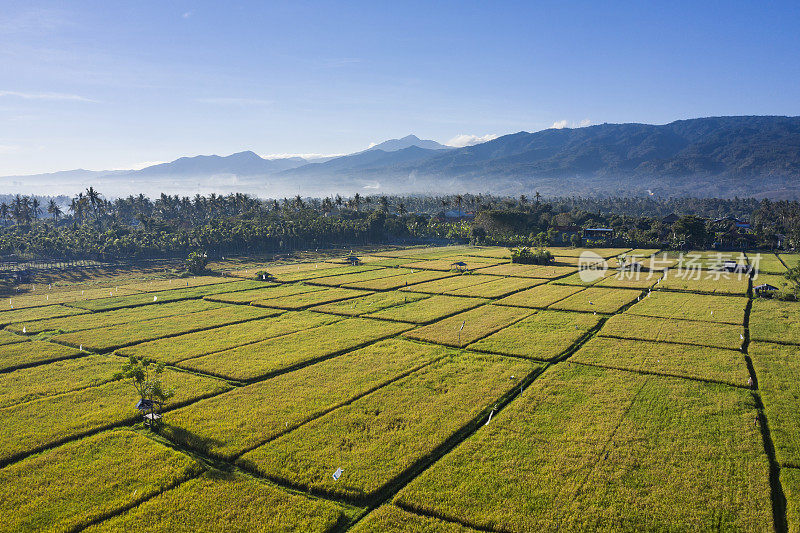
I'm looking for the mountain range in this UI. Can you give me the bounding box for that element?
[2,117,799,199]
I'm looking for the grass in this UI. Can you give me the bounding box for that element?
[343,269,454,290]
[238,352,539,501]
[570,336,749,387]
[117,275,233,292]
[86,471,346,533]
[395,363,770,532]
[779,253,800,269]
[0,340,83,372]
[352,505,476,532]
[0,354,122,408]
[749,252,788,273]
[179,317,413,381]
[446,276,546,298]
[594,271,660,289]
[750,298,800,345]
[749,341,800,467]
[251,287,372,309]
[0,429,201,533]
[0,303,89,327]
[0,368,231,463]
[366,295,488,324]
[494,283,583,308]
[625,290,747,324]
[401,258,503,272]
[546,247,632,258]
[51,305,278,352]
[403,304,533,348]
[68,280,267,311]
[273,264,382,282]
[462,246,512,259]
[599,313,744,350]
[781,467,800,533]
[400,274,499,295]
[307,267,412,287]
[468,310,602,360]
[549,287,641,313]
[310,291,429,316]
[658,270,749,294]
[1,286,140,311]
[164,338,449,460]
[5,298,223,335]
[204,283,319,304]
[473,263,576,278]
[118,311,339,364]
[0,329,28,346]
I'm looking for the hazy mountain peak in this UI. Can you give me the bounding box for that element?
[366,134,450,152]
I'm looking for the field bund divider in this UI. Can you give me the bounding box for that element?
[743,275,788,532]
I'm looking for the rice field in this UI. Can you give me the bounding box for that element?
[0,246,795,531]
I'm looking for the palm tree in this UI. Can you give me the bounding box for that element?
[353,193,362,212]
[86,187,101,217]
[455,195,463,211]
[534,191,542,204]
[47,200,62,221]
[31,198,41,220]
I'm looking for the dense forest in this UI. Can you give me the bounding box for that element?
[0,189,797,262]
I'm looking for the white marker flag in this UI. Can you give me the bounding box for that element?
[332,467,343,481]
[485,409,495,426]
[460,321,465,331]
[153,296,158,302]
[22,327,26,334]
[740,334,745,340]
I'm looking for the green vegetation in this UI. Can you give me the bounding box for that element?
[204,283,316,304]
[185,251,209,274]
[2,286,139,311]
[351,506,476,532]
[252,287,372,310]
[780,254,800,269]
[570,336,749,386]
[272,264,382,282]
[599,313,744,350]
[310,291,428,316]
[469,310,601,360]
[118,311,339,364]
[401,258,502,272]
[750,252,788,273]
[399,274,497,295]
[119,275,232,293]
[625,290,747,324]
[782,468,800,533]
[366,295,488,324]
[343,269,453,290]
[658,271,749,294]
[473,263,576,278]
[549,287,640,313]
[86,471,346,532]
[0,303,89,327]
[0,340,82,372]
[0,329,28,346]
[0,430,200,533]
[509,246,553,264]
[308,267,412,287]
[446,276,545,298]
[0,368,230,463]
[395,364,770,532]
[164,338,447,459]
[239,352,538,500]
[750,298,800,345]
[595,271,660,289]
[495,282,583,308]
[179,318,413,381]
[52,305,278,351]
[403,305,533,347]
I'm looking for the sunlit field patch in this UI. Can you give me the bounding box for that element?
[0,430,201,533]
[473,263,576,278]
[239,352,538,501]
[0,340,82,372]
[306,267,412,287]
[273,264,383,283]
[1,286,140,311]
[781,467,800,533]
[625,290,747,324]
[599,313,744,350]
[0,303,89,327]
[351,505,476,532]
[395,364,770,532]
[310,291,429,316]
[401,258,504,272]
[468,310,601,360]
[750,299,800,345]
[366,295,488,324]
[178,317,412,381]
[164,338,448,460]
[461,246,512,259]
[445,276,545,298]
[594,271,660,289]
[749,252,788,273]
[549,287,640,314]
[779,253,800,269]
[203,282,318,304]
[0,330,27,346]
[546,247,631,258]
[403,304,533,348]
[657,270,749,294]
[399,274,498,295]
[86,471,346,533]
[251,287,372,310]
[342,269,454,290]
[118,311,340,364]
[570,336,749,386]
[494,283,583,309]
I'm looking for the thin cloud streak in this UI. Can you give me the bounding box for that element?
[194,97,274,105]
[0,90,96,102]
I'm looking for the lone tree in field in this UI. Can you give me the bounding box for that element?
[185,251,208,274]
[115,356,174,429]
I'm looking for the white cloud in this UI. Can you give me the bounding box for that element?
[0,90,95,102]
[445,134,498,147]
[182,11,193,18]
[579,118,591,127]
[194,97,273,105]
[366,142,378,149]
[261,153,345,160]
[551,120,569,129]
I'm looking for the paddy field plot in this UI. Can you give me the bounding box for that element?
[179,317,413,381]
[461,246,512,259]
[598,313,744,350]
[239,352,538,501]
[118,275,233,293]
[552,269,611,286]
[1,285,140,310]
[6,298,223,335]
[165,338,449,460]
[546,247,631,258]
[352,505,477,533]
[118,311,340,364]
[682,250,749,269]
[594,271,660,289]
[749,252,788,273]
[473,263,576,278]
[0,430,201,533]
[0,367,230,464]
[468,310,602,360]
[782,468,800,533]
[403,304,533,348]
[0,339,82,372]
[366,295,487,324]
[0,303,89,327]
[658,270,749,294]
[204,282,318,304]
[52,304,278,352]
[395,364,770,532]
[305,267,411,287]
[445,276,545,298]
[272,264,383,283]
[342,269,454,290]
[780,253,800,269]
[252,287,372,310]
[570,336,749,387]
[750,298,800,345]
[494,282,583,309]
[310,290,428,316]
[0,329,27,346]
[625,290,747,324]
[87,471,347,533]
[399,274,500,295]
[549,286,640,313]
[373,246,471,259]
[401,258,504,272]
[750,341,800,467]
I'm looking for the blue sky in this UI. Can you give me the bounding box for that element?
[1,0,799,174]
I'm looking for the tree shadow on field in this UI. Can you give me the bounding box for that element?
[159,424,226,457]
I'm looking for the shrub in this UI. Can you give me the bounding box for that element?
[510,246,553,265]
[185,251,208,274]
